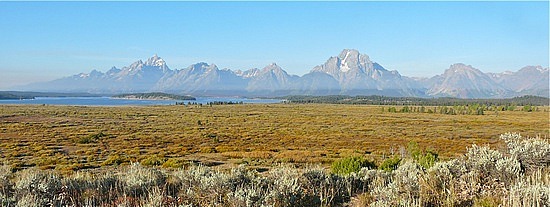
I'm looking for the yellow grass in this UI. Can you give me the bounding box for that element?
[0,104,548,171]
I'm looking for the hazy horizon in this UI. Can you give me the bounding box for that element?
[1,1,548,90]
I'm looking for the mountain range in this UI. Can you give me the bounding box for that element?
[17,49,549,98]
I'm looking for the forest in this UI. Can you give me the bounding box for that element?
[281,95,549,106]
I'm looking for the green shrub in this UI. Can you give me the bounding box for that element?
[162,158,186,168]
[408,141,439,169]
[331,156,376,175]
[475,196,501,207]
[418,151,438,169]
[102,155,126,166]
[75,136,95,144]
[76,132,107,144]
[379,156,401,172]
[89,132,107,139]
[140,155,166,166]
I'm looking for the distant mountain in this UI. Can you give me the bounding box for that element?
[109,54,172,92]
[21,54,172,93]
[246,63,298,95]
[309,49,423,96]
[427,63,509,98]
[15,50,549,98]
[489,66,549,97]
[153,62,247,95]
[235,68,260,78]
[291,72,341,95]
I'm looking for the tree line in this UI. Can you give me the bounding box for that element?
[281,95,549,106]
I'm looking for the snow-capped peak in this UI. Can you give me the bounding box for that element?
[340,51,352,72]
[336,49,372,73]
[236,68,260,78]
[145,54,167,67]
[263,63,282,71]
[446,63,480,74]
[535,66,548,73]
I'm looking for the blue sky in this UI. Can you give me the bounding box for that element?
[0,1,548,89]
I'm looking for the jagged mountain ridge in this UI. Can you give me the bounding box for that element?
[427,63,509,98]
[311,49,420,96]
[17,50,549,98]
[21,55,173,93]
[488,66,549,97]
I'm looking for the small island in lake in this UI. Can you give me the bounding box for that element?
[0,91,99,100]
[112,92,196,100]
[0,92,34,100]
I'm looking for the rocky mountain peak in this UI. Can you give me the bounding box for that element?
[444,63,484,76]
[127,60,144,71]
[262,63,284,73]
[428,63,507,98]
[312,49,375,76]
[121,54,170,73]
[143,54,170,72]
[187,62,215,73]
[89,69,103,76]
[338,49,360,59]
[448,63,471,70]
[236,68,260,78]
[16,50,548,98]
[145,54,164,66]
[518,65,549,74]
[337,49,372,73]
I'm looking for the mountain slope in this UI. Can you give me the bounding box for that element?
[14,50,548,98]
[154,62,248,95]
[19,55,172,93]
[489,66,549,97]
[247,63,298,94]
[309,49,423,96]
[292,72,341,95]
[110,55,173,92]
[427,63,509,98]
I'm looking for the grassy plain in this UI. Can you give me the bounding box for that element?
[0,104,548,172]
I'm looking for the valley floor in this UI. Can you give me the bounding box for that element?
[0,104,548,172]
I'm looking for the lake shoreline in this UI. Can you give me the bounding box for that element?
[0,96,282,106]
[111,97,178,101]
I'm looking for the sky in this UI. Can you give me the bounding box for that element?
[0,1,548,89]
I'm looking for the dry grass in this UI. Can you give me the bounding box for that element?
[0,104,548,171]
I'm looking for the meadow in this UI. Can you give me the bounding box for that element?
[0,103,547,172]
[0,133,548,206]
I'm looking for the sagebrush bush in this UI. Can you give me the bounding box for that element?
[0,133,547,206]
[266,166,304,206]
[119,163,165,198]
[369,161,423,206]
[0,165,13,206]
[16,194,43,207]
[501,132,550,171]
[422,159,464,206]
[503,168,550,207]
[14,169,62,206]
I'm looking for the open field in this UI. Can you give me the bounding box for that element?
[0,104,548,172]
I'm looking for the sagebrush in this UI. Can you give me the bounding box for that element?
[0,133,548,206]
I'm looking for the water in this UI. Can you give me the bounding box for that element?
[0,96,282,106]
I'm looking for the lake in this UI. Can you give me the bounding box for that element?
[0,97,282,106]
